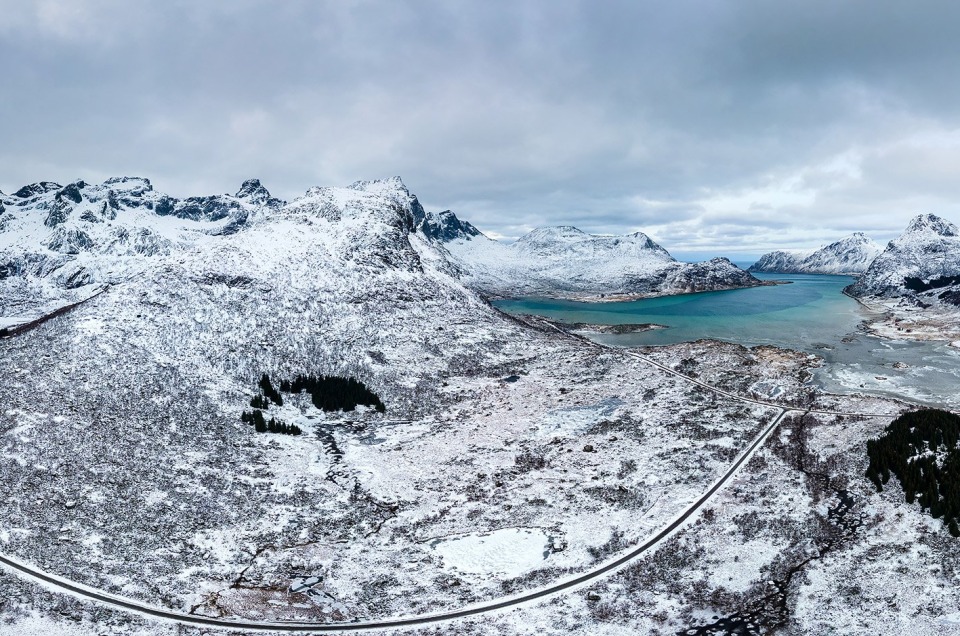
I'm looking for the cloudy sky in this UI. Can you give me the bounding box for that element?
[3,0,960,259]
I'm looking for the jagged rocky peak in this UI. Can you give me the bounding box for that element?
[624,231,661,249]
[13,181,62,199]
[903,213,958,237]
[749,232,881,275]
[847,213,960,300]
[103,176,153,189]
[349,175,409,195]
[235,178,284,208]
[236,178,266,198]
[416,209,483,242]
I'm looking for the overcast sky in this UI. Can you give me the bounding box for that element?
[3,0,960,259]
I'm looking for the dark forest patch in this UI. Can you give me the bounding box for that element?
[241,372,385,436]
[866,408,960,536]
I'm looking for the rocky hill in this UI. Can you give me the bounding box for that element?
[748,232,881,275]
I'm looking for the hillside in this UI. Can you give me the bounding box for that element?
[0,175,846,632]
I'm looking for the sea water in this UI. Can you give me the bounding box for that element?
[493,273,960,409]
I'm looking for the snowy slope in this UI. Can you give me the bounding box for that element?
[748,232,881,275]
[0,174,780,626]
[747,250,806,274]
[847,214,960,306]
[439,219,761,298]
[0,177,283,322]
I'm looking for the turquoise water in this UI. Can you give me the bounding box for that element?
[493,273,960,409]
[493,274,862,348]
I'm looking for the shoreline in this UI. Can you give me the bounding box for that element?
[485,279,778,304]
[845,290,960,343]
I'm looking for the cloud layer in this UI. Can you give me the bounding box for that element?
[3,0,960,256]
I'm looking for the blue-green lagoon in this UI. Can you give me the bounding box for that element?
[493,273,960,409]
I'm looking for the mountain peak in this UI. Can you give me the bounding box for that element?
[102,176,153,191]
[348,176,409,196]
[13,181,62,198]
[415,209,483,242]
[904,214,958,237]
[518,226,587,241]
[236,178,270,200]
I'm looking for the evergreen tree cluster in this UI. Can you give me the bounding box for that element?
[866,408,960,537]
[259,373,283,406]
[240,409,302,436]
[240,371,383,435]
[278,374,385,413]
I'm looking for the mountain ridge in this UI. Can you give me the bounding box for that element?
[419,208,762,298]
[1,176,764,321]
[748,232,882,275]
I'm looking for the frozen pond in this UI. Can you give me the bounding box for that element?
[494,273,960,410]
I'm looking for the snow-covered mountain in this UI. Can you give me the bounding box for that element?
[0,176,283,322]
[847,214,960,306]
[1,176,763,322]
[434,217,761,298]
[748,232,881,275]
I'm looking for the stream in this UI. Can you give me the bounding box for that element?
[678,416,863,635]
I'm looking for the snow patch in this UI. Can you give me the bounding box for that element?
[430,527,551,577]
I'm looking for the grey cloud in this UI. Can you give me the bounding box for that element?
[3,0,960,251]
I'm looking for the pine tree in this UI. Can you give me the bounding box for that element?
[253,410,267,433]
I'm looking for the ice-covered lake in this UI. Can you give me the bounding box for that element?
[494,273,960,410]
